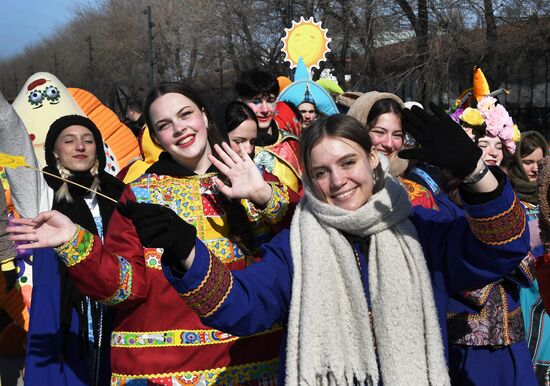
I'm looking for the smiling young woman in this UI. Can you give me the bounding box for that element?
[148,110,530,385]
[25,114,126,386]
[10,104,532,386]
[148,92,212,174]
[347,91,439,210]
[477,135,504,166]
[18,83,289,385]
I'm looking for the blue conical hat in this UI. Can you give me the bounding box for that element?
[277,57,338,116]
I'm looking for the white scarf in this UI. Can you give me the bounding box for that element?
[286,171,450,386]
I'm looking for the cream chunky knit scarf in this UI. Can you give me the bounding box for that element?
[286,173,450,386]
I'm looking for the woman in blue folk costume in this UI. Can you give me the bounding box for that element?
[508,131,550,386]
[442,97,538,386]
[10,105,531,385]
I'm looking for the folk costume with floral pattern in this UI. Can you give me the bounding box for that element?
[53,152,286,385]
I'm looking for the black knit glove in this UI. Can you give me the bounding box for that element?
[1,266,16,293]
[117,201,197,271]
[398,103,482,180]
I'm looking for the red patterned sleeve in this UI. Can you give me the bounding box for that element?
[55,187,148,309]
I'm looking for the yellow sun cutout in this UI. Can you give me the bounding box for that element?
[281,17,331,70]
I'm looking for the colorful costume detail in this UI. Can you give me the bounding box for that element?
[519,203,550,386]
[254,130,303,196]
[438,192,538,386]
[243,170,299,251]
[55,163,283,385]
[164,175,530,384]
[401,178,438,210]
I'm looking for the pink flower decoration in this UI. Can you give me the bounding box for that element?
[477,96,497,112]
[476,96,515,152]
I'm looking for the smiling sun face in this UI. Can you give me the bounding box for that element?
[281,17,331,70]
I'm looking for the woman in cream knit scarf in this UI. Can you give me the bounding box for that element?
[282,113,449,385]
[15,109,531,386]
[286,159,449,385]
[158,110,526,385]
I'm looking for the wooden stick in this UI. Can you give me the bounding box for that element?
[24,165,118,203]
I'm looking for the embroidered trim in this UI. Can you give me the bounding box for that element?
[110,358,279,385]
[244,183,289,224]
[180,251,233,318]
[111,325,282,348]
[466,196,526,245]
[527,298,547,363]
[518,251,537,283]
[144,248,163,270]
[501,285,511,345]
[102,256,133,305]
[448,283,525,346]
[111,328,237,348]
[462,283,497,307]
[54,225,94,267]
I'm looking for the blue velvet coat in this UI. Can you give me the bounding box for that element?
[165,178,530,384]
[25,248,90,386]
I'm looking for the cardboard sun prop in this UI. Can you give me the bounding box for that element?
[281,17,331,70]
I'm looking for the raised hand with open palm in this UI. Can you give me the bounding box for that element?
[7,211,77,250]
[208,142,272,206]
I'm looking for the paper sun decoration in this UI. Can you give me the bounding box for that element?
[281,17,331,70]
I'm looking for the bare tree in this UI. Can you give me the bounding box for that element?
[0,0,548,129]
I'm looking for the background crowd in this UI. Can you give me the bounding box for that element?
[0,38,549,386]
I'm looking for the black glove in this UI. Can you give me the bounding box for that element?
[2,267,16,293]
[117,201,197,270]
[399,103,482,180]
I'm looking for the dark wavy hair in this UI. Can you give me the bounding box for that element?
[235,69,279,100]
[143,82,223,148]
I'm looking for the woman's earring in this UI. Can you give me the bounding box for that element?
[372,170,377,184]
